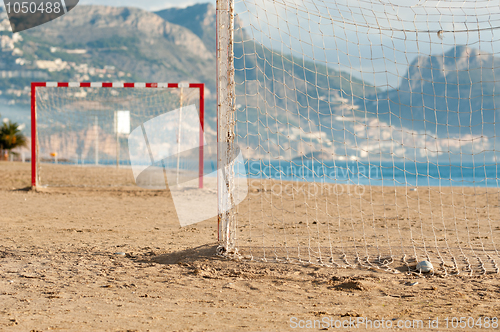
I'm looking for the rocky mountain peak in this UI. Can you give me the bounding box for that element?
[25,5,212,60]
[155,3,216,53]
[401,45,496,92]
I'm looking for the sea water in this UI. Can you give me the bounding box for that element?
[242,160,500,187]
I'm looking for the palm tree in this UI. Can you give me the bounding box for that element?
[0,117,27,161]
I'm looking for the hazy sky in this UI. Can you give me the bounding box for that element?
[79,0,213,11]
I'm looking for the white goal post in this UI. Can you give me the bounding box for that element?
[31,82,205,189]
[216,0,500,275]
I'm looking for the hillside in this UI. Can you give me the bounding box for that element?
[0,4,498,162]
[0,3,372,132]
[0,2,381,160]
[0,4,219,142]
[0,5,216,110]
[18,5,214,87]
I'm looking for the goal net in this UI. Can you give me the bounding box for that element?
[217,0,500,275]
[32,82,205,189]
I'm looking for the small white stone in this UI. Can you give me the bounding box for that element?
[416,260,433,273]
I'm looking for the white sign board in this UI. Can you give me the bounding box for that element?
[115,110,130,134]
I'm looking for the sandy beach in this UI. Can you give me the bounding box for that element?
[1,161,500,331]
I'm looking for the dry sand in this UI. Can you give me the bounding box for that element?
[1,161,500,331]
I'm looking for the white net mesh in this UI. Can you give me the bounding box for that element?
[218,0,500,274]
[34,86,202,188]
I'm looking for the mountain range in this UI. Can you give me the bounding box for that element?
[0,3,498,161]
[373,45,499,136]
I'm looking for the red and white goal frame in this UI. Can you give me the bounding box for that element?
[31,82,205,189]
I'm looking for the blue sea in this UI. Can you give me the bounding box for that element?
[242,160,500,187]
